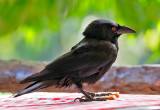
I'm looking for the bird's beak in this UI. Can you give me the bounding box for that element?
[116,25,136,34]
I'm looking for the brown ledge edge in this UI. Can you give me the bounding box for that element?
[0,60,160,94]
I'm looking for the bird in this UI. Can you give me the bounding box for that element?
[14,19,136,102]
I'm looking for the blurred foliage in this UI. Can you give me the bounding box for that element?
[0,92,12,95]
[0,0,160,65]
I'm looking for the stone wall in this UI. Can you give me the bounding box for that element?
[0,60,160,94]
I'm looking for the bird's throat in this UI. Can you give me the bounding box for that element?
[115,41,119,51]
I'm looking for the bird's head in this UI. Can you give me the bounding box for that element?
[83,19,136,44]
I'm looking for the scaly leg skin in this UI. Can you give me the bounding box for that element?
[74,96,106,102]
[85,91,113,98]
[74,83,107,102]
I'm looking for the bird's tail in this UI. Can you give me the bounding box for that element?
[13,80,58,97]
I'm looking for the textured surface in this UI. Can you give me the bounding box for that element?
[0,60,160,94]
[0,92,160,110]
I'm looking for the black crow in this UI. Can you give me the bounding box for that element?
[14,19,136,102]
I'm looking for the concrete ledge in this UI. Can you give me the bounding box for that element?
[0,60,160,94]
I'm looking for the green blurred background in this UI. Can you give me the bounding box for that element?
[0,0,160,65]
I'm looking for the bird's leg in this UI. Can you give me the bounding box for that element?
[84,91,95,97]
[75,83,93,101]
[74,83,106,102]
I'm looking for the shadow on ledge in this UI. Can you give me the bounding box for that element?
[0,60,160,94]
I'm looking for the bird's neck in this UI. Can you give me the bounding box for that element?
[115,41,119,51]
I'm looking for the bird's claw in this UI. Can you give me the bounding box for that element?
[74,98,91,102]
[92,92,113,97]
[74,92,118,102]
[74,96,107,102]
[74,96,86,102]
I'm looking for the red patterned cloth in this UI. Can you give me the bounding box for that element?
[0,92,160,110]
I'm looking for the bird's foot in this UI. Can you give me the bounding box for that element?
[92,92,113,97]
[86,92,119,99]
[74,96,106,102]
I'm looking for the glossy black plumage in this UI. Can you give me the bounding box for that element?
[14,19,136,98]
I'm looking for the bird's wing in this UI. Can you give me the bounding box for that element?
[20,41,117,84]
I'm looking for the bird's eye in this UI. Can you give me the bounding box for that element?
[112,27,116,31]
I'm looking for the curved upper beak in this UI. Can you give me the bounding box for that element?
[116,25,136,34]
